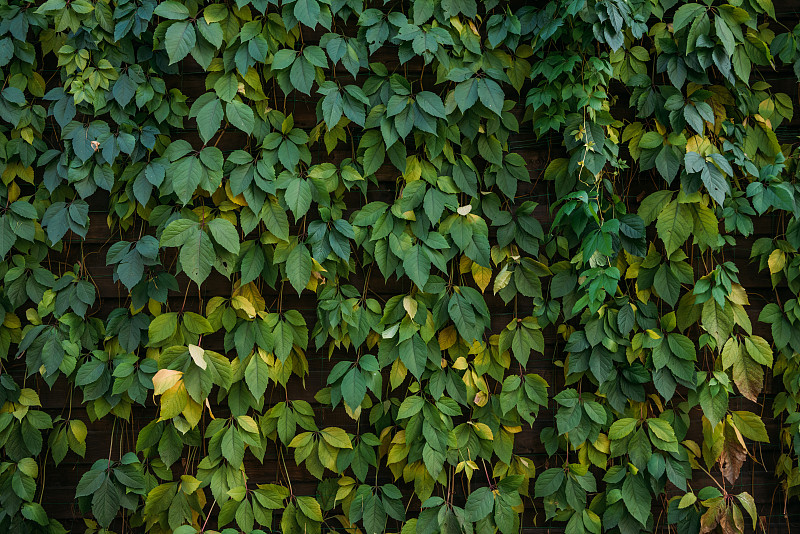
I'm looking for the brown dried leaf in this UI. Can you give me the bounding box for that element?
[720,424,748,485]
[700,501,723,534]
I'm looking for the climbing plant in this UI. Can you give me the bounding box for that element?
[0,0,799,532]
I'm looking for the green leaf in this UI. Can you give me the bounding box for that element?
[701,299,734,348]
[180,231,215,286]
[744,335,772,366]
[362,494,387,534]
[622,474,651,526]
[245,353,269,399]
[673,3,705,31]
[195,97,224,144]
[448,293,477,342]
[730,411,769,442]
[478,79,504,115]
[240,244,265,285]
[286,244,311,295]
[290,57,315,95]
[609,418,637,440]
[639,131,663,149]
[341,367,366,409]
[226,101,255,135]
[164,21,196,65]
[416,91,446,118]
[92,477,120,528]
[273,321,294,362]
[397,395,424,419]
[0,218,17,258]
[221,426,245,466]
[638,190,673,225]
[172,157,204,205]
[261,196,290,241]
[465,486,494,521]
[736,492,758,530]
[149,313,178,345]
[583,401,606,424]
[285,179,312,221]
[207,218,240,254]
[403,246,430,289]
[399,335,428,380]
[293,0,321,29]
[534,468,565,498]
[656,200,692,256]
[154,1,189,19]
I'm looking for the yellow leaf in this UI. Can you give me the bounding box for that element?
[20,127,34,145]
[225,182,248,206]
[646,329,661,339]
[459,255,472,274]
[7,181,19,202]
[180,475,202,495]
[403,156,421,181]
[438,326,457,351]
[768,248,785,274]
[729,284,749,306]
[19,165,34,184]
[181,397,202,427]
[152,369,183,396]
[472,422,493,440]
[188,344,207,370]
[686,135,711,155]
[402,296,418,318]
[452,356,468,370]
[493,268,512,294]
[471,263,492,292]
[148,299,161,316]
[231,295,257,319]
[390,358,407,389]
[69,420,88,442]
[233,281,265,313]
[3,312,21,329]
[159,381,188,421]
[237,415,259,434]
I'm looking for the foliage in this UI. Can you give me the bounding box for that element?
[0,0,798,533]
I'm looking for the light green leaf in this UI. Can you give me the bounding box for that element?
[730,411,769,442]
